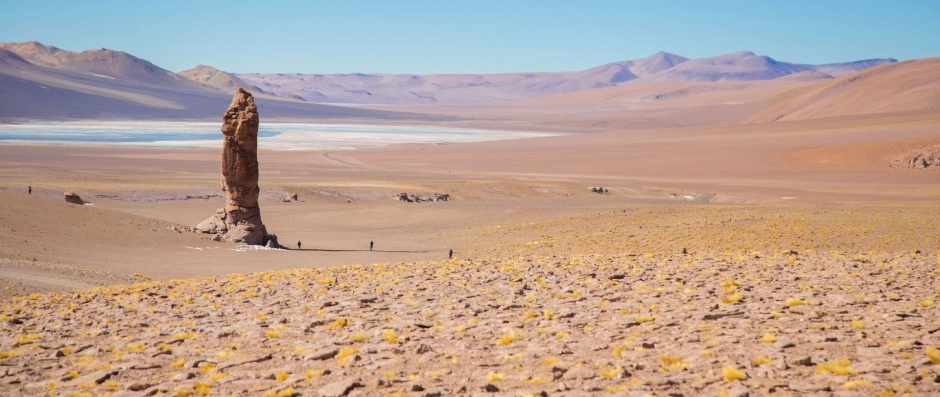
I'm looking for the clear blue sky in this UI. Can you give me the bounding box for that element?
[1,1,937,74]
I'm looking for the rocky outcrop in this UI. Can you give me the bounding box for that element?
[396,192,449,203]
[905,153,940,168]
[196,89,279,247]
[888,145,940,169]
[63,192,83,205]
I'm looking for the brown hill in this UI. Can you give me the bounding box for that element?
[745,58,940,123]
[0,41,437,121]
[179,65,277,96]
[0,41,200,88]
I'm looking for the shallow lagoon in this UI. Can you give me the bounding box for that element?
[0,121,553,150]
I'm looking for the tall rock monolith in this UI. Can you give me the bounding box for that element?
[196,88,278,247]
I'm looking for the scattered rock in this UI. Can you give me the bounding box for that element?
[64,192,84,205]
[589,186,609,194]
[128,382,155,392]
[791,356,813,366]
[305,348,339,361]
[396,192,449,202]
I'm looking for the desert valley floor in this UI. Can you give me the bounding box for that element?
[1,108,939,396]
[1,56,940,395]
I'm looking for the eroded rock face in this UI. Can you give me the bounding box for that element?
[197,89,276,246]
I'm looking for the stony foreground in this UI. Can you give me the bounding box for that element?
[2,248,939,396]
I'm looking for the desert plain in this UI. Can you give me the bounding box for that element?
[0,51,939,397]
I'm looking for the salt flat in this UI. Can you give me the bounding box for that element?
[0,121,552,150]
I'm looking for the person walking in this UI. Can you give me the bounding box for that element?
[28,186,31,195]
[297,241,301,250]
[449,249,453,259]
[370,241,374,251]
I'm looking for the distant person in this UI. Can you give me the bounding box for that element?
[370,241,374,251]
[297,241,301,250]
[449,249,453,259]
[28,186,31,195]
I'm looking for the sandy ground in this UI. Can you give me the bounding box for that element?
[0,106,938,295]
[1,205,938,396]
[0,80,939,394]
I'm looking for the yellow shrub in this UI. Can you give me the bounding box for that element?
[786,298,809,307]
[15,333,41,345]
[635,315,655,323]
[721,292,742,303]
[497,329,520,345]
[523,375,547,385]
[198,362,215,374]
[659,355,688,371]
[843,379,872,390]
[347,331,367,343]
[382,330,399,344]
[335,347,359,362]
[543,309,554,320]
[752,356,772,366]
[722,366,747,382]
[325,318,347,331]
[815,359,856,375]
[305,370,325,380]
[926,347,940,364]
[598,365,622,379]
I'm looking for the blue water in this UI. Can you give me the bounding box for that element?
[0,125,278,143]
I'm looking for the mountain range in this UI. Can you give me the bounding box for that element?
[0,41,427,121]
[0,40,911,120]
[237,51,896,105]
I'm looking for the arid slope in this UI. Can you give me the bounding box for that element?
[745,58,940,123]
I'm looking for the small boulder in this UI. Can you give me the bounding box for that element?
[64,192,84,205]
[397,193,413,202]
